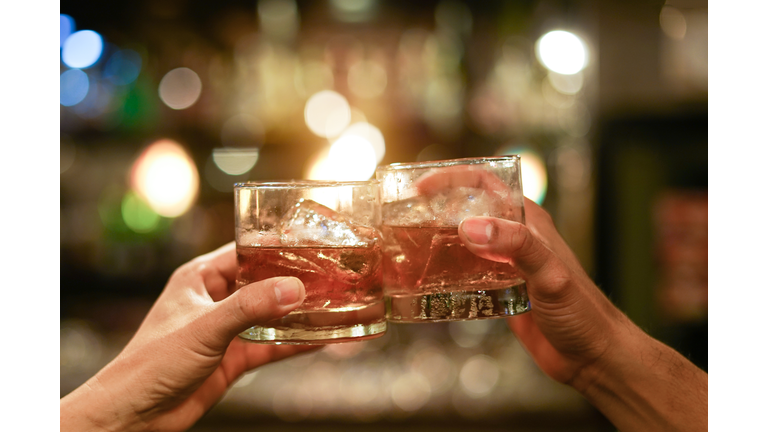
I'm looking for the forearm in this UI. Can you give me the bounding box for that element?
[60,366,147,432]
[576,322,707,432]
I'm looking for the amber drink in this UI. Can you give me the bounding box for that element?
[235,181,386,344]
[376,157,531,322]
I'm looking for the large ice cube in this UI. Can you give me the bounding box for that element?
[432,187,500,226]
[279,199,377,246]
[382,195,436,226]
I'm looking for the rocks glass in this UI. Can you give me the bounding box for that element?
[235,181,387,344]
[375,156,531,322]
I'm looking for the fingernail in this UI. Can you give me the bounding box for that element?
[461,218,493,245]
[275,278,302,306]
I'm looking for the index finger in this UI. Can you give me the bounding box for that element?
[191,241,238,301]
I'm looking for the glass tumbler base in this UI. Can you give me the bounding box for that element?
[238,301,387,344]
[386,281,530,323]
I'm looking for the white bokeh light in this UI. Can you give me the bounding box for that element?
[304,90,351,137]
[158,68,203,110]
[535,30,588,75]
[306,135,377,181]
[340,122,385,163]
[131,139,199,217]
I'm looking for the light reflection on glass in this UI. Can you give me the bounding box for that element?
[496,145,548,205]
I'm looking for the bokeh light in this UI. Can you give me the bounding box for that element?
[62,30,104,69]
[390,372,431,411]
[535,30,587,75]
[547,71,584,95]
[660,6,687,40]
[306,135,377,181]
[330,0,377,22]
[496,146,548,205]
[212,148,259,175]
[60,69,89,106]
[104,49,142,86]
[340,122,385,163]
[304,90,351,137]
[60,14,75,48]
[130,139,199,217]
[348,60,388,99]
[258,0,299,40]
[158,67,202,110]
[459,355,500,397]
[121,191,160,233]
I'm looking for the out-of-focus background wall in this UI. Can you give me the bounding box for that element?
[59,0,707,430]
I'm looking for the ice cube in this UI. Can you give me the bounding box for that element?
[433,187,501,226]
[382,195,436,226]
[279,199,378,246]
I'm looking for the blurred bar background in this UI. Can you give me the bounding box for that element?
[60,0,707,430]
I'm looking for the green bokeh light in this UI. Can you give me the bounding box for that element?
[121,191,160,233]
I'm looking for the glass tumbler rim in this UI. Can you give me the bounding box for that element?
[375,155,521,173]
[234,179,379,189]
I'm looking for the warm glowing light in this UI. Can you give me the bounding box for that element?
[60,69,89,106]
[158,67,202,110]
[390,372,431,411]
[340,122,385,163]
[212,148,259,175]
[547,71,584,94]
[60,15,74,48]
[131,139,199,217]
[258,0,298,40]
[62,30,103,69]
[496,146,548,205]
[348,60,387,98]
[306,135,377,181]
[660,6,687,40]
[459,355,500,397]
[304,90,351,137]
[330,0,376,22]
[535,30,587,75]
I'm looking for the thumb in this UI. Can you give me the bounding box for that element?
[203,277,305,347]
[458,217,570,302]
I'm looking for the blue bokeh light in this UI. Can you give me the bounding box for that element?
[60,15,75,48]
[62,30,104,69]
[60,69,90,106]
[104,49,142,86]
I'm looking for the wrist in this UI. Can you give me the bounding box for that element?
[572,314,707,432]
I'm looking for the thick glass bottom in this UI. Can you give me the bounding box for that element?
[386,281,530,322]
[238,301,387,344]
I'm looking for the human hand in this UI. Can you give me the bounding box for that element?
[60,242,317,432]
[458,199,707,432]
[457,198,625,386]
